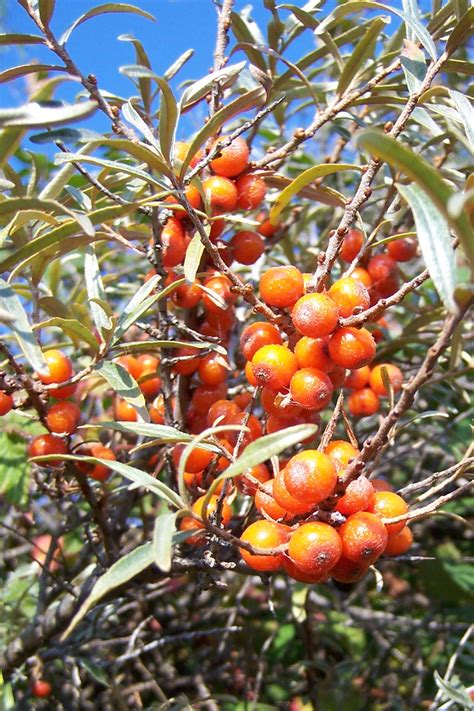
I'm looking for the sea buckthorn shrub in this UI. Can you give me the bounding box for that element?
[0,1,472,709]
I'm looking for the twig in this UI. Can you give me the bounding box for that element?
[210,0,235,116]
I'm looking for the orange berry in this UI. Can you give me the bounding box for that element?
[330,555,369,584]
[191,383,228,413]
[46,401,81,435]
[171,279,202,309]
[351,266,373,289]
[180,494,232,545]
[49,383,77,400]
[173,346,203,376]
[183,183,203,211]
[240,322,283,362]
[369,491,408,535]
[136,353,162,399]
[207,399,241,427]
[230,230,265,264]
[328,278,370,318]
[233,391,253,410]
[291,293,339,338]
[115,355,141,380]
[288,522,342,576]
[339,512,388,565]
[77,443,116,481]
[328,327,376,370]
[31,680,52,698]
[336,477,375,516]
[255,479,292,521]
[387,237,417,262]
[283,556,328,583]
[235,173,267,210]
[198,353,230,386]
[173,140,204,169]
[259,266,304,308]
[236,463,271,496]
[261,388,302,420]
[28,434,68,465]
[273,468,315,515]
[374,274,400,298]
[245,360,258,386]
[294,336,333,372]
[114,397,138,422]
[367,253,397,283]
[206,304,235,330]
[251,344,298,391]
[210,136,249,177]
[203,175,238,213]
[38,349,73,385]
[340,228,363,262]
[0,391,14,416]
[345,366,371,390]
[289,368,333,411]
[202,275,237,314]
[257,213,281,238]
[161,216,186,268]
[284,450,337,504]
[223,412,262,448]
[347,388,380,417]
[172,443,215,474]
[384,526,413,556]
[266,412,308,434]
[240,520,290,572]
[369,364,403,397]
[324,440,360,475]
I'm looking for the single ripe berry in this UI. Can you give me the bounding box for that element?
[291,293,339,338]
[259,266,304,308]
[76,443,116,481]
[251,344,298,391]
[340,228,363,262]
[137,353,162,399]
[191,383,228,414]
[284,450,337,504]
[115,355,141,380]
[330,555,369,584]
[173,140,204,169]
[180,495,232,545]
[236,463,271,496]
[161,216,186,268]
[46,401,81,435]
[384,526,413,556]
[348,388,380,417]
[336,477,376,516]
[345,366,371,390]
[31,680,52,698]
[230,230,265,264]
[239,520,290,572]
[114,397,138,422]
[294,336,333,372]
[235,173,267,210]
[171,279,202,309]
[28,434,68,465]
[0,391,14,416]
[38,349,73,385]
[202,175,238,213]
[387,237,417,262]
[369,364,403,397]
[240,322,283,361]
[273,469,315,515]
[223,412,262,448]
[324,440,360,475]
[367,253,397,283]
[288,522,342,576]
[289,368,333,411]
[339,511,388,565]
[207,399,241,427]
[257,213,281,237]
[255,479,292,521]
[328,327,376,370]
[173,443,215,474]
[261,388,302,420]
[369,491,408,535]
[173,345,203,376]
[202,275,237,314]
[198,353,230,386]
[328,278,370,318]
[210,136,249,177]
[351,266,373,288]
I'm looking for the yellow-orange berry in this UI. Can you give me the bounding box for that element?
[367,253,397,283]
[288,522,342,576]
[345,366,371,390]
[284,450,337,504]
[38,349,73,385]
[369,491,408,535]
[261,388,302,420]
[202,175,238,213]
[273,468,315,515]
[251,344,298,391]
[235,174,267,210]
[387,237,417,262]
[28,434,68,466]
[384,526,413,556]
[259,266,304,308]
[114,397,138,422]
[230,230,265,264]
[339,512,388,565]
[192,383,228,414]
[340,228,363,262]
[352,266,373,289]
[240,520,290,572]
[240,322,283,361]
[198,353,230,386]
[369,364,403,397]
[172,443,215,474]
[336,477,375,516]
[324,440,360,476]
[347,388,380,417]
[0,391,14,416]
[210,136,249,177]
[76,443,116,481]
[330,555,369,584]
[328,327,376,370]
[291,293,339,338]
[328,278,370,318]
[294,336,333,372]
[202,275,237,313]
[255,479,292,522]
[46,401,81,435]
[289,368,333,411]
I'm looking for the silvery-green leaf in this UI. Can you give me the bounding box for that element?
[0,278,47,375]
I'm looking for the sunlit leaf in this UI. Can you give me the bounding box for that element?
[449,90,474,151]
[337,17,388,96]
[34,317,101,352]
[60,3,156,46]
[445,6,474,55]
[0,278,47,375]
[0,101,98,128]
[153,511,178,573]
[0,34,45,45]
[96,361,149,423]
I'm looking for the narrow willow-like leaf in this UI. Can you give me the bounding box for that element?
[433,671,474,708]
[30,128,102,145]
[270,164,362,224]
[59,3,156,45]
[164,49,194,81]
[357,129,474,271]
[89,137,174,178]
[445,6,474,55]
[112,339,226,356]
[179,62,246,110]
[337,18,388,96]
[122,100,162,155]
[84,245,111,339]
[397,183,456,312]
[96,361,149,422]
[400,43,427,93]
[34,317,100,352]
[184,233,206,283]
[279,6,343,69]
[54,152,166,189]
[0,64,66,84]
[38,0,55,25]
[155,77,178,161]
[230,13,267,71]
[118,34,152,114]
[114,273,160,340]
[153,512,178,573]
[61,543,155,639]
[0,278,47,375]
[0,101,98,128]
[449,90,474,151]
[0,34,45,45]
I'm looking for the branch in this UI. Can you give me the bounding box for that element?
[210,0,235,116]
